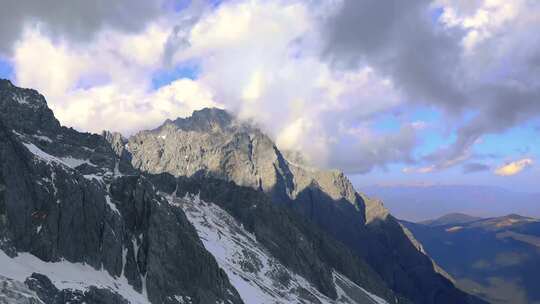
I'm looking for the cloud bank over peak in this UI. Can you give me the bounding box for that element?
[1,0,539,180]
[166,0,416,172]
[10,21,220,135]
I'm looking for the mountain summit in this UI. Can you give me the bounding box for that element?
[123,107,485,304]
[0,81,485,304]
[129,107,366,216]
[170,107,234,132]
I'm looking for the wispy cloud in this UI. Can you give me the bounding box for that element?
[462,162,490,174]
[402,165,435,174]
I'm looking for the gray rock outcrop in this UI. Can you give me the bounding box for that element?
[0,79,485,304]
[125,107,486,304]
[0,79,243,304]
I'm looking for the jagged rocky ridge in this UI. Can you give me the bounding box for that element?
[125,107,487,304]
[0,80,242,304]
[0,79,401,303]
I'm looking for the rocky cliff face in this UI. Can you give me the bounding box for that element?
[128,108,295,203]
[0,80,242,304]
[165,181,393,304]
[150,174,398,303]
[0,79,406,304]
[125,107,486,304]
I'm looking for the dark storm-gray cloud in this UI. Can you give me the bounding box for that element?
[322,0,540,169]
[323,0,467,111]
[162,0,211,67]
[0,0,166,54]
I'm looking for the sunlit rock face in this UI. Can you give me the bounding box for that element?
[127,107,369,221]
[126,107,486,304]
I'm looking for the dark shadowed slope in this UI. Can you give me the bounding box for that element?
[1,78,401,304]
[0,79,243,304]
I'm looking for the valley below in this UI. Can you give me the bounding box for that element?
[402,213,540,304]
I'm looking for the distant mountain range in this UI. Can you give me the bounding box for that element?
[362,184,540,222]
[402,214,540,304]
[419,213,483,226]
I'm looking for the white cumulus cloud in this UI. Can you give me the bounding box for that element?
[12,22,220,135]
[168,0,409,172]
[4,0,539,176]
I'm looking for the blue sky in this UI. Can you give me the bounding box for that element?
[0,57,13,81]
[151,62,200,89]
[1,0,539,192]
[357,103,540,192]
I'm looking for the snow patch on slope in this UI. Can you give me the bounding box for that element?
[105,195,121,215]
[0,275,44,304]
[333,272,389,304]
[59,157,96,168]
[170,193,388,304]
[23,143,63,165]
[0,250,149,304]
[15,95,29,105]
[83,174,106,184]
[32,135,53,143]
[23,142,94,170]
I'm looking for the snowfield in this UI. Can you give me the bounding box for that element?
[0,250,149,304]
[22,142,94,169]
[173,193,389,304]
